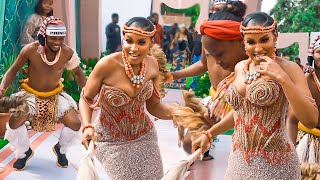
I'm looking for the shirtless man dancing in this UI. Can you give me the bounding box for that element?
[0,16,86,170]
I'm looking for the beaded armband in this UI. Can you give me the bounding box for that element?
[153,85,161,99]
[80,88,104,109]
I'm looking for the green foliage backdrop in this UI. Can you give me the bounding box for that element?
[270,0,320,60]
[160,3,200,28]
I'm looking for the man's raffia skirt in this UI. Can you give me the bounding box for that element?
[296,129,320,164]
[13,90,77,132]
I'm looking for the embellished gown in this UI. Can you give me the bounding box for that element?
[225,79,301,180]
[93,80,163,180]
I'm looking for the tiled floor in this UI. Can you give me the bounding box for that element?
[0,89,232,180]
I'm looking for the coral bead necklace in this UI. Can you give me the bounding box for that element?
[122,50,147,88]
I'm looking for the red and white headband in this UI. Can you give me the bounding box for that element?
[38,16,66,38]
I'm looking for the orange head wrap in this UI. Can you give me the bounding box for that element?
[200,19,242,40]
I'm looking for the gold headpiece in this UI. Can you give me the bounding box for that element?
[240,17,277,34]
[123,25,156,37]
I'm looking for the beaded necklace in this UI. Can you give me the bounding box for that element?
[242,53,276,84]
[242,59,261,84]
[40,47,61,66]
[122,50,147,88]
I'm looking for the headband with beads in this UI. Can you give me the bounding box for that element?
[240,17,277,34]
[123,25,157,37]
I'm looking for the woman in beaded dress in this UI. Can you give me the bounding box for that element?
[79,17,173,180]
[191,12,319,180]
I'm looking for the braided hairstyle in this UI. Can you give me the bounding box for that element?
[241,12,277,33]
[123,17,155,38]
[209,1,247,22]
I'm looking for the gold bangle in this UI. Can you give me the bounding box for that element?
[82,123,95,133]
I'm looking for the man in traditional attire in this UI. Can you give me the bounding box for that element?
[0,16,86,170]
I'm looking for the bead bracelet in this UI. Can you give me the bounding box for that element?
[82,123,95,133]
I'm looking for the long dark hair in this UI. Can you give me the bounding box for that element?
[178,40,187,51]
[35,0,53,16]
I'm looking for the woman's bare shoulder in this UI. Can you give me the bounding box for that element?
[234,59,247,75]
[277,57,306,83]
[96,52,122,70]
[147,55,160,70]
[146,55,158,66]
[278,57,301,73]
[20,42,39,56]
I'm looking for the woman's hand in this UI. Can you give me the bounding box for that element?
[256,56,287,81]
[81,127,95,150]
[192,134,211,155]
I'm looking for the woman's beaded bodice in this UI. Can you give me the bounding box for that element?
[226,79,293,164]
[95,80,154,142]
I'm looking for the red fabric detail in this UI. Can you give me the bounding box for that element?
[200,20,242,40]
[99,100,154,141]
[235,114,281,137]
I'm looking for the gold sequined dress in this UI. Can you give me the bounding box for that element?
[225,79,300,180]
[93,80,163,180]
